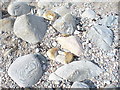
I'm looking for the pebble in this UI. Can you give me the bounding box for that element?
[35,48,40,53]
[37,9,44,16]
[46,48,58,60]
[55,52,74,64]
[56,36,83,56]
[14,14,47,44]
[49,60,103,82]
[53,13,76,35]
[52,6,70,17]
[8,54,44,87]
[52,41,57,47]
[74,30,80,35]
[0,18,14,32]
[71,81,89,89]
[81,8,96,19]
[7,2,31,16]
[43,10,57,21]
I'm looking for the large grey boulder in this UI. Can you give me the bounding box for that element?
[8,54,45,87]
[7,2,31,16]
[49,60,103,82]
[14,14,47,44]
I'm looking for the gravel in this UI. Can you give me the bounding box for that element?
[0,1,119,89]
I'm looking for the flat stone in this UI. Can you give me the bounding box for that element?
[53,13,75,35]
[56,36,83,56]
[49,60,103,82]
[14,14,47,44]
[0,18,14,31]
[71,81,89,89]
[81,8,96,19]
[7,2,31,16]
[8,54,45,87]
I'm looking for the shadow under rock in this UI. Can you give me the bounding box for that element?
[83,79,97,89]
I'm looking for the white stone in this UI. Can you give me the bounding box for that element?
[74,30,80,35]
[49,60,103,82]
[37,9,44,16]
[14,14,47,44]
[81,8,96,19]
[35,48,40,53]
[52,41,57,47]
[7,2,31,16]
[71,81,89,89]
[8,54,44,87]
[53,13,76,35]
[52,6,70,17]
[87,24,113,51]
[56,36,83,56]
[0,18,14,31]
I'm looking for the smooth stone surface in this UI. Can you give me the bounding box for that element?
[56,36,83,56]
[87,24,113,51]
[53,13,75,35]
[71,81,89,89]
[81,8,96,19]
[7,2,31,16]
[49,60,103,82]
[8,54,44,87]
[0,18,14,31]
[14,14,47,44]
[52,6,70,17]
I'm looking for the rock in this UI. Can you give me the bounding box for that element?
[71,81,89,89]
[53,13,75,35]
[7,2,31,16]
[81,8,96,19]
[47,48,59,60]
[8,54,44,87]
[0,11,2,19]
[43,10,57,21]
[87,24,113,51]
[104,83,119,89]
[0,18,14,32]
[14,14,47,44]
[99,14,117,27]
[55,52,74,64]
[49,60,103,82]
[56,36,83,56]
[52,6,70,17]
[37,1,50,9]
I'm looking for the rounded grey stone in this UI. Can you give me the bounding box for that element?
[7,2,31,16]
[8,54,44,87]
[14,14,47,44]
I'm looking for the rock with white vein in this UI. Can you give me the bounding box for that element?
[7,2,31,16]
[56,36,83,56]
[87,24,113,51]
[14,14,47,44]
[81,8,96,19]
[8,54,45,87]
[53,13,76,35]
[49,60,103,82]
[71,81,89,89]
